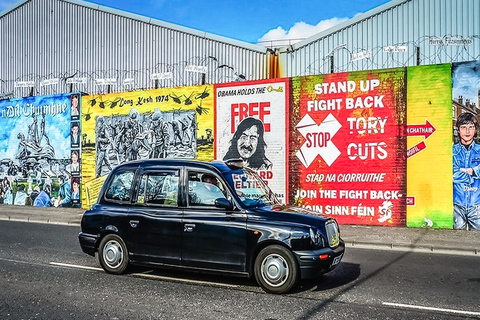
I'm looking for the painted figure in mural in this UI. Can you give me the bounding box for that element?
[54,175,72,207]
[223,117,272,171]
[33,184,52,207]
[18,113,55,161]
[13,184,27,205]
[172,118,189,146]
[181,114,195,145]
[33,164,46,185]
[29,185,40,205]
[16,133,29,160]
[71,177,80,208]
[69,150,80,174]
[453,112,480,230]
[151,108,170,158]
[95,116,113,178]
[205,128,213,141]
[1,177,13,205]
[124,109,142,161]
[27,113,40,146]
[109,118,125,163]
[71,94,80,118]
[136,121,154,159]
[71,122,80,147]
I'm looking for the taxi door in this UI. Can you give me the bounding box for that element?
[181,170,247,272]
[127,168,183,266]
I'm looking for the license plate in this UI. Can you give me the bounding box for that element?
[331,254,343,267]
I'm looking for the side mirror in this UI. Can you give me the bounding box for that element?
[215,198,233,210]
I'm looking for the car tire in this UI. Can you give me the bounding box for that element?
[254,245,298,294]
[98,234,129,274]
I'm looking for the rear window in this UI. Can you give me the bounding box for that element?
[137,171,180,206]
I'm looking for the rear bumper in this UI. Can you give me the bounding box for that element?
[294,239,345,279]
[78,232,99,256]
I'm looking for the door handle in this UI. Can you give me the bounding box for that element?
[129,220,139,228]
[184,223,195,232]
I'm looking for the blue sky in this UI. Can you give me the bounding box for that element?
[452,61,480,105]
[0,0,391,44]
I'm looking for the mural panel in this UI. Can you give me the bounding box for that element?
[289,69,407,226]
[0,93,81,208]
[406,64,452,228]
[451,60,480,230]
[215,79,289,203]
[81,85,214,207]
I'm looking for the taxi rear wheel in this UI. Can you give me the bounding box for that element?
[254,245,298,294]
[98,234,129,274]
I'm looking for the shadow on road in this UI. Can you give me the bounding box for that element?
[297,229,430,319]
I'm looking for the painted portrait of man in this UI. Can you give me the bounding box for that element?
[223,117,272,170]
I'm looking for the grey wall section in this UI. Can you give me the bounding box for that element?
[0,0,268,98]
[279,0,480,76]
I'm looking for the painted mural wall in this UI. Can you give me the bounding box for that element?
[288,69,407,226]
[452,60,480,230]
[0,93,81,208]
[215,79,289,203]
[406,64,453,229]
[80,85,214,207]
[3,61,480,230]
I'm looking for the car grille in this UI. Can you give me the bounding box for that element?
[325,220,340,248]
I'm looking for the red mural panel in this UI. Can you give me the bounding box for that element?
[289,69,407,226]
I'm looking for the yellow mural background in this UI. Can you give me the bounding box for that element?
[406,64,453,228]
[80,85,214,208]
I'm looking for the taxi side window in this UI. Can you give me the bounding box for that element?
[105,171,134,202]
[188,171,226,206]
[137,170,179,206]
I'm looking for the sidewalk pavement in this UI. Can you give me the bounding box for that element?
[1,205,479,256]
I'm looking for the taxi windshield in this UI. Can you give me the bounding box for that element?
[228,168,279,208]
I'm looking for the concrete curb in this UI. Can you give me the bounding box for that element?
[0,216,81,226]
[345,240,480,256]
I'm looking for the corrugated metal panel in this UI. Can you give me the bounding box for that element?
[0,0,268,98]
[279,0,480,77]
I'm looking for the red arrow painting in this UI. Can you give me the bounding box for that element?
[406,120,436,139]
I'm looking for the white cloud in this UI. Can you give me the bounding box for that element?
[257,17,349,47]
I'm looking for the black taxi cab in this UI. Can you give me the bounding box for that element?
[79,159,344,294]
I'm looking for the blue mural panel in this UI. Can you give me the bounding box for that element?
[0,93,81,208]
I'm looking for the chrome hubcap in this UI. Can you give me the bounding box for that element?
[103,240,123,268]
[261,254,288,287]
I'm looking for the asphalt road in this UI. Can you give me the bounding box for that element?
[0,220,479,320]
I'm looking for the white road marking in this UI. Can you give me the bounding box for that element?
[49,262,241,289]
[49,262,103,271]
[130,272,240,288]
[383,302,480,317]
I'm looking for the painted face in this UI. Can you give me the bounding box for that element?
[72,126,79,137]
[71,152,78,164]
[73,182,79,192]
[71,96,79,109]
[237,125,259,160]
[459,123,476,145]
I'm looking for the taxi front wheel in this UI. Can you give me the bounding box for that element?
[254,245,298,294]
[98,234,129,274]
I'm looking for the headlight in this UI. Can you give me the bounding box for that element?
[309,228,324,246]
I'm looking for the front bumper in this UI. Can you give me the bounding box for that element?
[78,232,99,256]
[293,239,345,279]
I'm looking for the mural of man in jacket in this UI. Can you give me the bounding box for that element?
[453,112,480,230]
